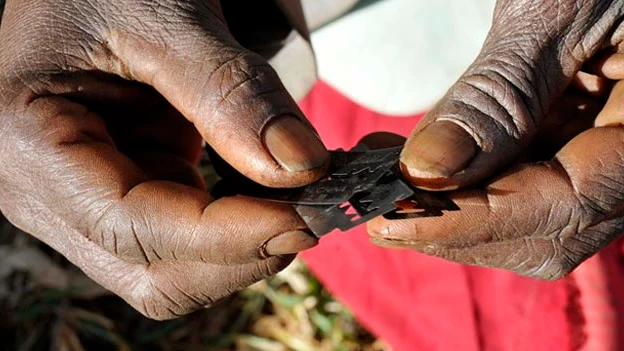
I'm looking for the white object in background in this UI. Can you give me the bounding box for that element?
[311,0,496,116]
[301,0,360,30]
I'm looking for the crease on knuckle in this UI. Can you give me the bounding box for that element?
[205,53,281,115]
[562,234,599,263]
[88,195,154,263]
[128,270,190,320]
[478,48,543,116]
[549,158,617,231]
[11,2,105,75]
[561,217,624,265]
[522,238,574,280]
[569,2,623,60]
[450,66,536,152]
[583,173,624,218]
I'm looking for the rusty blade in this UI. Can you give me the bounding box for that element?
[210,145,460,238]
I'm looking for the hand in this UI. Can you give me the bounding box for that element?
[369,0,624,280]
[0,0,328,319]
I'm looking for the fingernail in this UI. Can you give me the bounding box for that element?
[400,121,478,179]
[263,116,329,172]
[370,237,409,250]
[263,230,318,257]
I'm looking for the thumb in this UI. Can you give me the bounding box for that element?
[100,4,328,188]
[400,0,619,190]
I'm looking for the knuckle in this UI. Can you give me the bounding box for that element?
[559,218,624,263]
[438,64,537,158]
[207,52,283,108]
[126,271,193,320]
[0,2,102,74]
[549,154,624,232]
[457,62,537,140]
[88,204,154,264]
[208,51,254,92]
[520,239,576,280]
[126,279,165,320]
[555,129,624,226]
[575,175,624,219]
[493,0,618,61]
[568,2,623,58]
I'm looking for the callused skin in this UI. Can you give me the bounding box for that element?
[370,0,624,280]
[0,0,328,320]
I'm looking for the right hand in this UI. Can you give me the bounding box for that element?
[369,0,624,280]
[0,0,328,319]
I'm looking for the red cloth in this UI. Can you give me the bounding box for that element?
[299,81,624,351]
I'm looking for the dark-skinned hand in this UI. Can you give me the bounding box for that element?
[369,0,624,280]
[0,0,329,320]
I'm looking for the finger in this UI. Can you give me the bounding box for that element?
[100,4,328,188]
[569,71,613,98]
[400,2,618,190]
[596,79,624,127]
[21,211,293,321]
[370,126,624,279]
[205,144,243,179]
[371,164,579,249]
[584,50,624,80]
[8,96,316,265]
[371,215,623,281]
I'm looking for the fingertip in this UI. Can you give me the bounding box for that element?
[400,121,478,190]
[584,51,624,80]
[369,236,411,250]
[207,115,330,188]
[367,220,428,251]
[261,230,318,257]
[199,196,312,264]
[263,115,329,173]
[595,80,624,128]
[366,216,411,241]
[251,156,330,188]
[366,216,390,238]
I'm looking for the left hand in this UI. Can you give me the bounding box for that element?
[368,0,624,280]
[0,0,326,320]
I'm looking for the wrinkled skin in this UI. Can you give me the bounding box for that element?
[5,0,624,322]
[369,0,624,280]
[0,0,329,320]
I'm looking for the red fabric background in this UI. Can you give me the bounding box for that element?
[299,81,624,351]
